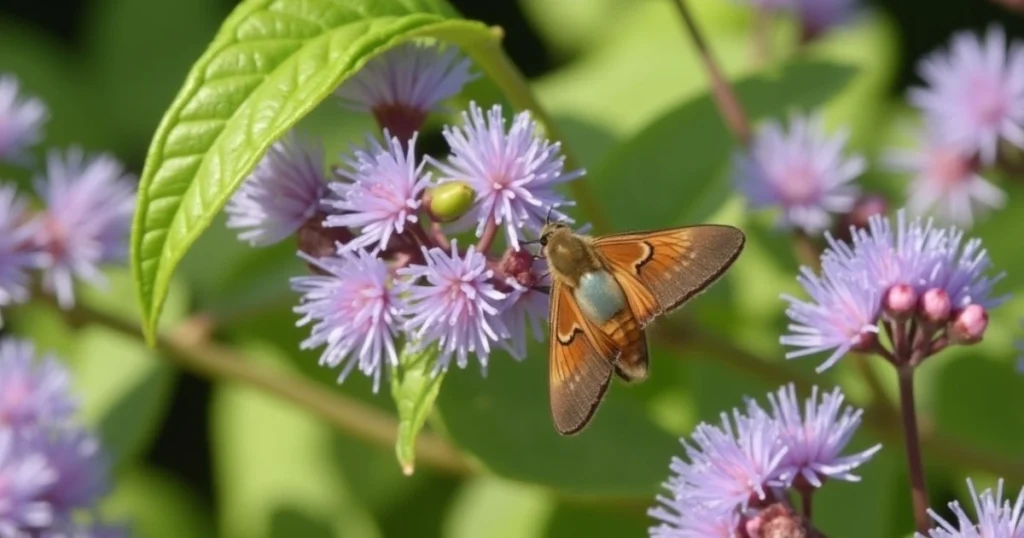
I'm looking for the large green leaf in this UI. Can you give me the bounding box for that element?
[104,466,217,538]
[131,0,550,341]
[212,343,381,538]
[443,478,554,538]
[591,60,857,231]
[435,344,678,498]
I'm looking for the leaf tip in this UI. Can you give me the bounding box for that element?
[402,461,415,476]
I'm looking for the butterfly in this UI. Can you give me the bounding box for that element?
[536,221,745,435]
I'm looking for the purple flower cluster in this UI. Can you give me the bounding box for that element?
[782,210,1004,372]
[918,479,1024,538]
[731,0,859,39]
[0,76,136,322]
[649,383,879,537]
[226,43,574,388]
[885,26,1024,227]
[0,338,124,537]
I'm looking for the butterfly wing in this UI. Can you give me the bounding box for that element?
[548,279,620,435]
[593,224,745,325]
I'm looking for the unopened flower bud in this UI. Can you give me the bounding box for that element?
[918,288,952,325]
[745,503,819,538]
[949,304,989,345]
[426,182,475,223]
[884,284,918,320]
[497,248,538,289]
[849,330,878,353]
[372,105,427,146]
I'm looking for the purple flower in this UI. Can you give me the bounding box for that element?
[734,113,864,235]
[649,499,742,538]
[764,384,880,488]
[780,262,881,372]
[909,26,1024,164]
[398,241,509,373]
[923,226,1006,310]
[225,132,327,247]
[291,249,404,392]
[428,103,582,250]
[918,479,1024,538]
[0,339,77,429]
[324,132,432,253]
[335,42,476,121]
[797,0,859,37]
[32,149,135,309]
[668,409,787,514]
[823,210,939,293]
[0,430,57,533]
[0,75,48,164]
[886,133,1005,227]
[0,185,39,319]
[31,428,109,516]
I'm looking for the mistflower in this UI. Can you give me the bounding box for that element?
[667,409,787,514]
[31,428,110,517]
[428,103,582,250]
[497,281,548,361]
[734,113,865,235]
[0,430,56,532]
[324,131,432,253]
[918,479,1024,537]
[764,384,881,488]
[0,75,48,163]
[0,339,76,429]
[797,0,859,37]
[648,499,742,538]
[398,241,509,373]
[0,185,38,319]
[780,263,881,372]
[336,42,476,140]
[886,133,1005,226]
[32,148,135,309]
[291,249,404,392]
[225,132,328,247]
[909,26,1024,164]
[922,225,1006,310]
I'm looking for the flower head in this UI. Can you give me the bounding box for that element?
[764,384,880,488]
[918,479,1024,538]
[0,340,76,429]
[923,226,1007,310]
[797,0,859,37]
[734,113,864,235]
[780,263,881,372]
[886,132,1004,227]
[291,249,404,392]
[0,430,56,532]
[32,149,135,308]
[225,132,328,247]
[669,409,787,514]
[0,75,48,164]
[428,103,582,250]
[648,500,742,538]
[324,131,432,253]
[398,241,509,373]
[0,185,39,319]
[909,26,1024,164]
[31,428,109,516]
[336,42,476,140]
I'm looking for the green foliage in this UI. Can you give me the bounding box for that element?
[392,343,447,474]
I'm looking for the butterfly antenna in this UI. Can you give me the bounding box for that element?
[545,206,554,226]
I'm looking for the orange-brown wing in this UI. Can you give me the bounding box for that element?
[594,224,745,325]
[548,280,619,435]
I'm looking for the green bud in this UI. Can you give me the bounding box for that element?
[427,181,475,222]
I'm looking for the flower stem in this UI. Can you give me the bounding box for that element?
[670,0,752,145]
[897,366,930,533]
[476,218,500,253]
[801,489,813,520]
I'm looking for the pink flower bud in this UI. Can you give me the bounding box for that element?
[884,284,918,320]
[949,305,989,345]
[918,288,952,325]
[745,503,820,538]
[496,248,539,289]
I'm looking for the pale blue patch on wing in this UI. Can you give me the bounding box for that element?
[574,271,626,323]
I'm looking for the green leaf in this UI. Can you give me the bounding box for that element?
[391,343,446,475]
[104,466,217,538]
[212,343,382,538]
[435,344,678,498]
[131,0,552,342]
[592,60,858,231]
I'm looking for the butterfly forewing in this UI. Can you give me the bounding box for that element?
[594,224,745,319]
[548,280,619,435]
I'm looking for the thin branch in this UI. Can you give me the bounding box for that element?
[670,0,752,145]
[50,300,473,477]
[898,367,930,533]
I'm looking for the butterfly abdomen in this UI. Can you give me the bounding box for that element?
[601,310,648,382]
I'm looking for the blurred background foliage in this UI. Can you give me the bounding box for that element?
[3,0,1024,536]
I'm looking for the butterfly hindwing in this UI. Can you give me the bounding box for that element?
[594,224,745,322]
[548,280,619,435]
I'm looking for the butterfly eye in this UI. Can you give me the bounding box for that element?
[539,235,549,247]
